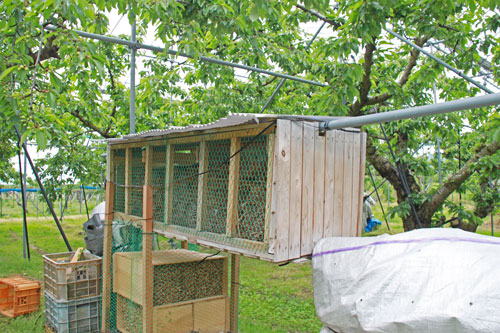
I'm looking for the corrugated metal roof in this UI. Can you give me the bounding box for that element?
[107,113,345,144]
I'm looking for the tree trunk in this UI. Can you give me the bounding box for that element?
[367,135,500,232]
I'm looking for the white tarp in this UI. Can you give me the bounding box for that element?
[312,228,500,332]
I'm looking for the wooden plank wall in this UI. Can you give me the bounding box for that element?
[271,120,366,261]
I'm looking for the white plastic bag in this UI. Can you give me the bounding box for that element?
[312,228,500,332]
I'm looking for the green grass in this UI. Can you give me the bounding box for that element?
[239,257,320,332]
[0,216,320,332]
[1,203,497,332]
[0,216,88,333]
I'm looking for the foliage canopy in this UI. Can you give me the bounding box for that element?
[1,0,499,229]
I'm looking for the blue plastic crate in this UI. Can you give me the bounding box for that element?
[45,292,101,333]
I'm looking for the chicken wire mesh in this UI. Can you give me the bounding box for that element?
[236,135,269,242]
[111,132,270,247]
[169,142,200,229]
[112,149,126,214]
[151,145,166,223]
[202,139,231,234]
[107,220,144,332]
[130,148,145,217]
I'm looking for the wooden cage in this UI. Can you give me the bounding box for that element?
[102,114,367,331]
[113,249,229,332]
[105,114,366,263]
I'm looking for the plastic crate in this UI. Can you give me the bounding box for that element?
[44,292,101,333]
[0,277,41,318]
[43,251,101,301]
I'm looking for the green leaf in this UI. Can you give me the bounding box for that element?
[36,130,48,150]
[19,130,30,147]
[249,4,259,22]
[48,92,57,108]
[0,66,18,81]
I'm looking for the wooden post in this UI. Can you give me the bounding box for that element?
[356,132,367,236]
[125,148,132,215]
[142,146,154,332]
[164,143,174,224]
[229,254,240,332]
[226,138,241,237]
[101,181,114,332]
[263,134,275,243]
[289,120,303,259]
[301,122,314,256]
[181,240,188,249]
[274,119,291,262]
[196,139,208,231]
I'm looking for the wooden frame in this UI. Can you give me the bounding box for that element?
[106,120,366,263]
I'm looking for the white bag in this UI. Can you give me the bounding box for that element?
[312,228,500,332]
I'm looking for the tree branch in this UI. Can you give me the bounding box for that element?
[294,4,342,30]
[422,141,500,217]
[104,62,117,136]
[349,42,376,116]
[28,35,60,64]
[365,36,429,106]
[70,109,114,138]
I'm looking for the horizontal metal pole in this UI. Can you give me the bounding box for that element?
[45,25,327,87]
[323,92,500,130]
[386,28,494,94]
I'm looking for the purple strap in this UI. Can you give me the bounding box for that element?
[313,236,500,258]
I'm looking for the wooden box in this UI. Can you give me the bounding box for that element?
[107,114,366,262]
[113,249,228,332]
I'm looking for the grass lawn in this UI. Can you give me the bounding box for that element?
[1,204,497,332]
[0,215,321,332]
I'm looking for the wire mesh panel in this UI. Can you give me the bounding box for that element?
[113,249,228,332]
[153,258,224,306]
[152,144,166,223]
[169,142,199,229]
[202,139,230,234]
[130,148,145,217]
[236,134,269,242]
[108,221,144,332]
[113,149,126,213]
[116,294,143,333]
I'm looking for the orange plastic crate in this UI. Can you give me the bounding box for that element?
[0,277,41,318]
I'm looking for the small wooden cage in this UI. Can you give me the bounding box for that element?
[106,114,366,263]
[113,249,229,332]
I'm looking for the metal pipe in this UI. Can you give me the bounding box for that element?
[367,178,387,198]
[492,212,494,236]
[430,41,493,78]
[45,25,327,88]
[437,136,442,185]
[18,147,30,260]
[432,57,443,185]
[379,122,423,228]
[130,20,136,134]
[260,22,326,113]
[322,92,500,130]
[367,166,390,231]
[385,28,494,94]
[82,184,89,220]
[14,125,73,251]
[23,148,29,258]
